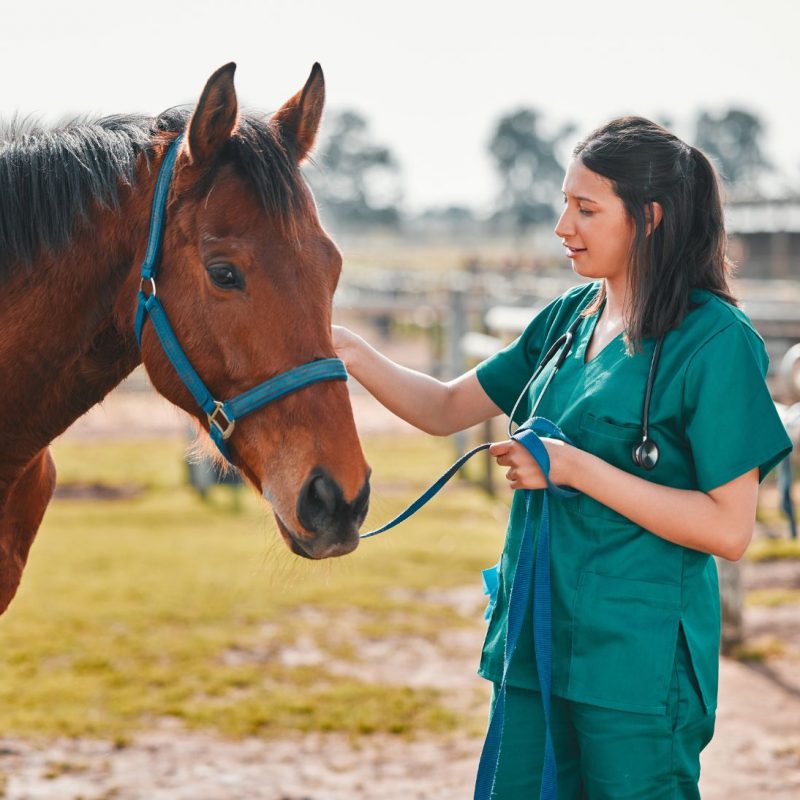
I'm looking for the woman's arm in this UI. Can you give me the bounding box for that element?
[333,325,503,436]
[490,438,759,561]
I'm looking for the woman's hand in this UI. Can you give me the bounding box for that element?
[489,437,576,490]
[331,325,363,371]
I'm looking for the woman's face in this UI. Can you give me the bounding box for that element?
[554,158,635,285]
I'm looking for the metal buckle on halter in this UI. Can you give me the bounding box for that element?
[208,401,236,440]
[140,277,157,298]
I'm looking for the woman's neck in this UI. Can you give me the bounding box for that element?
[602,278,629,326]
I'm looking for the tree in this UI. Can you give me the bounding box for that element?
[488,109,574,234]
[306,110,402,228]
[694,108,771,197]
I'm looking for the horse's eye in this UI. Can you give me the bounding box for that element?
[207,264,243,290]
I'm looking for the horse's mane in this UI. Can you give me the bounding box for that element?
[0,107,304,280]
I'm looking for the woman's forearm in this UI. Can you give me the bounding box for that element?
[334,327,503,436]
[345,338,453,434]
[566,446,755,561]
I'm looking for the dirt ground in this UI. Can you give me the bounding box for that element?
[2,375,799,799]
[1,569,799,800]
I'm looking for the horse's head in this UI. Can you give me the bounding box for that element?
[137,63,370,559]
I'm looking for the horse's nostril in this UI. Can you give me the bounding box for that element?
[296,469,370,540]
[352,478,371,526]
[297,469,344,534]
[308,474,337,517]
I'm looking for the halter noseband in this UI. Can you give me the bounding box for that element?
[134,133,347,460]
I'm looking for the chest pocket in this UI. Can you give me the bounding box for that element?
[577,412,644,524]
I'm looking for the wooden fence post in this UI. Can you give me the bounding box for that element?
[716,556,744,655]
[447,287,468,465]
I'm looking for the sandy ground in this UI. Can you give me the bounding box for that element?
[1,574,799,799]
[2,360,799,799]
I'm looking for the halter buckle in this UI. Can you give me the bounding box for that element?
[140,277,157,298]
[208,401,236,440]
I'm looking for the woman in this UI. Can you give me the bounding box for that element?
[333,117,793,799]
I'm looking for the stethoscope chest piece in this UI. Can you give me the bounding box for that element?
[632,438,659,470]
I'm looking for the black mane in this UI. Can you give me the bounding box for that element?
[0,107,304,279]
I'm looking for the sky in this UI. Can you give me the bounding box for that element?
[1,0,798,212]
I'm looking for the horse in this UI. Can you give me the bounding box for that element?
[0,63,371,616]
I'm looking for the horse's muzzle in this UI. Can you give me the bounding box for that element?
[290,468,371,558]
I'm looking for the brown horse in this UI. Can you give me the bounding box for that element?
[0,63,371,615]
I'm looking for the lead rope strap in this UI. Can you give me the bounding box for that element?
[359,419,578,800]
[472,419,578,800]
[360,441,491,538]
[534,488,557,798]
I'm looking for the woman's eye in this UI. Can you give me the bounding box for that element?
[207,264,243,290]
[579,208,594,216]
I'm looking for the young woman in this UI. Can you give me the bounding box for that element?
[333,117,793,799]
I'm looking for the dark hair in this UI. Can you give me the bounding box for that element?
[573,116,738,354]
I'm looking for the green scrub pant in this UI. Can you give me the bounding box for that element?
[488,628,716,799]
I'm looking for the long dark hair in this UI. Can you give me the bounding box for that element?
[573,116,738,354]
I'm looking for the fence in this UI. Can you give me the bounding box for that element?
[335,268,800,501]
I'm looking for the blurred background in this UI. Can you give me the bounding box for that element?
[1,1,799,798]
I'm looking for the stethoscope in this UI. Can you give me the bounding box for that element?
[507,313,665,470]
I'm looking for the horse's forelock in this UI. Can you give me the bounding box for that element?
[0,107,309,282]
[223,114,311,237]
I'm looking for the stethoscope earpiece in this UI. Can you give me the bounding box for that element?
[632,438,659,470]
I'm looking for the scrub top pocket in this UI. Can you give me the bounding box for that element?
[577,412,644,524]
[568,571,682,713]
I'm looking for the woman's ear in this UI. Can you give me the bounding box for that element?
[645,201,663,236]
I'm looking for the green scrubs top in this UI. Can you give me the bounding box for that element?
[476,281,793,715]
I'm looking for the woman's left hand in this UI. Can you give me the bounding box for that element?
[489,437,576,490]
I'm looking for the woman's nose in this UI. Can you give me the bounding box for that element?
[554,207,574,239]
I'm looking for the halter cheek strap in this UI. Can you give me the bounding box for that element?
[134,133,347,460]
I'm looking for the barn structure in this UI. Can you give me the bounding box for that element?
[726,196,800,279]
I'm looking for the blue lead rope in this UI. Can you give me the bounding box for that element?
[476,418,578,800]
[361,417,579,800]
[359,441,492,539]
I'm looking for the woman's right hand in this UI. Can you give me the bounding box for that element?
[329,324,501,435]
[331,325,362,370]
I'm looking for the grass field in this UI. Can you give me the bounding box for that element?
[0,436,507,742]
[1,434,794,745]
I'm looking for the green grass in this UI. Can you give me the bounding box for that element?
[730,636,786,662]
[746,588,800,607]
[0,435,505,741]
[746,538,800,562]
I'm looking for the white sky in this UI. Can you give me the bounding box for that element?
[1,0,798,212]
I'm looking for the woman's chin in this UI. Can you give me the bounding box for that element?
[570,261,594,279]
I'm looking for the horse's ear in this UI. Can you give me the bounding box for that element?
[272,63,325,164]
[187,62,239,166]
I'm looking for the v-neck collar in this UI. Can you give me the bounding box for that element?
[580,296,626,366]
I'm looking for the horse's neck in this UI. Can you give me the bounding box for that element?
[0,197,149,485]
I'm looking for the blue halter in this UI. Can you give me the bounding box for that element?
[134,134,347,460]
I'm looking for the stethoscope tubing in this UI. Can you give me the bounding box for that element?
[506,316,583,438]
[505,310,663,470]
